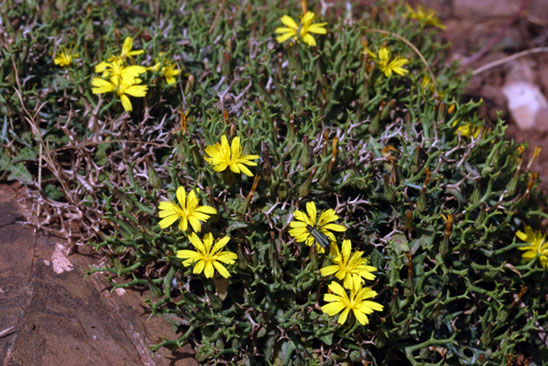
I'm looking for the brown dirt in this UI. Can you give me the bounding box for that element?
[0,183,197,366]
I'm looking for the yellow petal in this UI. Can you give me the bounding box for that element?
[175,187,186,208]
[280,15,298,29]
[327,281,346,297]
[120,94,132,112]
[178,217,188,231]
[204,262,214,278]
[341,239,352,259]
[176,249,200,261]
[305,202,317,224]
[353,309,369,325]
[211,236,231,254]
[158,215,179,229]
[302,34,317,47]
[188,217,202,232]
[360,300,384,312]
[308,23,327,34]
[123,84,148,98]
[238,164,254,177]
[337,308,350,324]
[321,302,345,316]
[193,260,205,275]
[276,32,296,44]
[320,265,339,276]
[516,230,527,242]
[301,11,315,25]
[122,37,133,55]
[91,78,115,94]
[196,205,217,215]
[216,251,238,264]
[213,261,231,278]
[188,235,206,257]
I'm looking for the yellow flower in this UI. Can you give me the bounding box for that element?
[157,187,217,232]
[322,281,383,325]
[53,46,79,67]
[204,135,259,177]
[368,47,409,78]
[288,201,346,254]
[516,226,548,268]
[452,120,481,139]
[406,4,447,30]
[149,53,181,85]
[94,59,147,85]
[320,239,377,291]
[176,232,237,278]
[275,11,327,47]
[119,36,144,60]
[91,73,148,112]
[161,62,181,85]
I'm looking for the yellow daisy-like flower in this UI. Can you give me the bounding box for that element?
[452,120,481,139]
[94,59,147,85]
[204,135,259,177]
[176,232,238,278]
[119,36,144,60]
[516,226,548,268]
[367,47,409,78]
[53,46,79,67]
[91,73,148,112]
[322,281,383,326]
[288,201,346,254]
[405,4,447,30]
[320,239,377,291]
[149,53,181,85]
[157,187,217,232]
[275,11,327,47]
[161,62,181,85]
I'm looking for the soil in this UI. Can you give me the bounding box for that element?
[0,183,197,366]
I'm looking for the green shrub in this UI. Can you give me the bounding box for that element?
[1,0,547,364]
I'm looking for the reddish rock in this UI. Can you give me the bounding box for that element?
[0,185,196,366]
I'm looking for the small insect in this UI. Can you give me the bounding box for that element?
[306,225,330,250]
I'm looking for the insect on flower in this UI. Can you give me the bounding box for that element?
[306,224,331,250]
[288,202,346,254]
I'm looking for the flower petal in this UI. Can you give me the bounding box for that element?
[337,308,350,324]
[204,261,214,278]
[305,202,317,224]
[193,260,205,275]
[158,214,179,229]
[213,261,231,278]
[320,265,339,276]
[280,15,299,29]
[321,302,344,316]
[119,94,132,111]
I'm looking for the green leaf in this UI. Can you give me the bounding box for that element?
[43,183,64,200]
[12,146,37,163]
[7,162,33,184]
[390,233,409,255]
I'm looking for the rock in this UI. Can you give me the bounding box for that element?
[0,184,197,366]
[453,0,520,19]
[502,81,548,130]
[502,61,548,131]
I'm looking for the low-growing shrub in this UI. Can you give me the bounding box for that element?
[1,0,547,364]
